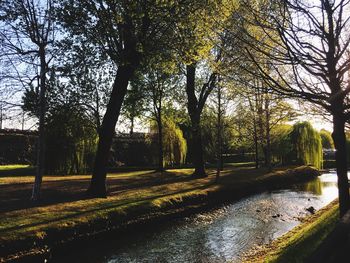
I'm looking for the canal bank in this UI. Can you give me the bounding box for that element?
[243,199,339,263]
[0,166,319,262]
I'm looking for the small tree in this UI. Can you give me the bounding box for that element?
[162,117,187,167]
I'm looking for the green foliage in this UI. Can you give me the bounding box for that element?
[320,129,334,149]
[22,86,39,118]
[111,134,153,167]
[162,118,187,166]
[122,75,148,132]
[289,122,323,169]
[270,123,323,169]
[270,124,293,164]
[45,106,97,175]
[0,133,36,165]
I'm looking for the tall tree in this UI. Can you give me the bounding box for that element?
[176,1,234,177]
[240,0,350,215]
[58,1,197,196]
[146,71,169,172]
[185,65,217,177]
[0,0,55,201]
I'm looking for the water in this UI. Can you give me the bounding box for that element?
[53,172,340,263]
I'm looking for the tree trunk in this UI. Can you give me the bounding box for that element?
[157,109,164,172]
[216,81,222,182]
[253,122,259,169]
[130,117,134,135]
[248,97,259,169]
[88,65,135,197]
[186,64,206,178]
[264,90,272,171]
[332,114,350,216]
[31,46,47,201]
[192,116,206,177]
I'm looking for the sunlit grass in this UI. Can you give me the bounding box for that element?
[0,164,31,170]
[0,169,157,185]
[243,200,339,263]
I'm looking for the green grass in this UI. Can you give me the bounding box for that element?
[225,162,256,167]
[244,200,339,263]
[0,164,31,170]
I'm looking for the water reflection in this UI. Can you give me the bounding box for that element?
[294,172,338,197]
[53,172,342,263]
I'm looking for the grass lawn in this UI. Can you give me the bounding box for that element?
[0,165,319,261]
[0,164,31,170]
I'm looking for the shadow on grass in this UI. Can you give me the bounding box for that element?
[0,182,214,234]
[0,170,195,213]
[0,167,36,177]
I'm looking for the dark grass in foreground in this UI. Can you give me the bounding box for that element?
[0,165,319,261]
[243,199,339,263]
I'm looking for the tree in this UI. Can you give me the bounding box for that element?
[1,0,55,201]
[290,122,323,169]
[58,0,202,196]
[216,78,224,181]
[177,1,234,177]
[122,77,147,135]
[145,70,169,172]
[231,82,297,169]
[239,0,350,215]
[162,117,187,167]
[22,70,98,175]
[45,105,97,175]
[57,40,115,131]
[270,124,293,165]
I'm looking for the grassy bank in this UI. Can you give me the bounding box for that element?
[243,199,339,263]
[0,165,35,177]
[0,165,319,262]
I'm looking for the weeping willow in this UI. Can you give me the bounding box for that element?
[152,117,187,167]
[45,107,97,175]
[289,122,323,169]
[163,118,187,166]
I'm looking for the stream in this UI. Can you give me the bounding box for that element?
[52,171,341,263]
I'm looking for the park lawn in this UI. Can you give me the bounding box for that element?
[243,199,339,263]
[0,165,319,261]
[0,169,155,185]
[0,164,31,170]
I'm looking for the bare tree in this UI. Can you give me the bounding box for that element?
[0,0,55,201]
[240,0,350,215]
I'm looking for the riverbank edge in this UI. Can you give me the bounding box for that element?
[0,166,319,262]
[242,199,339,263]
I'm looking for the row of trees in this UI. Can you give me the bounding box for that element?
[1,0,350,216]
